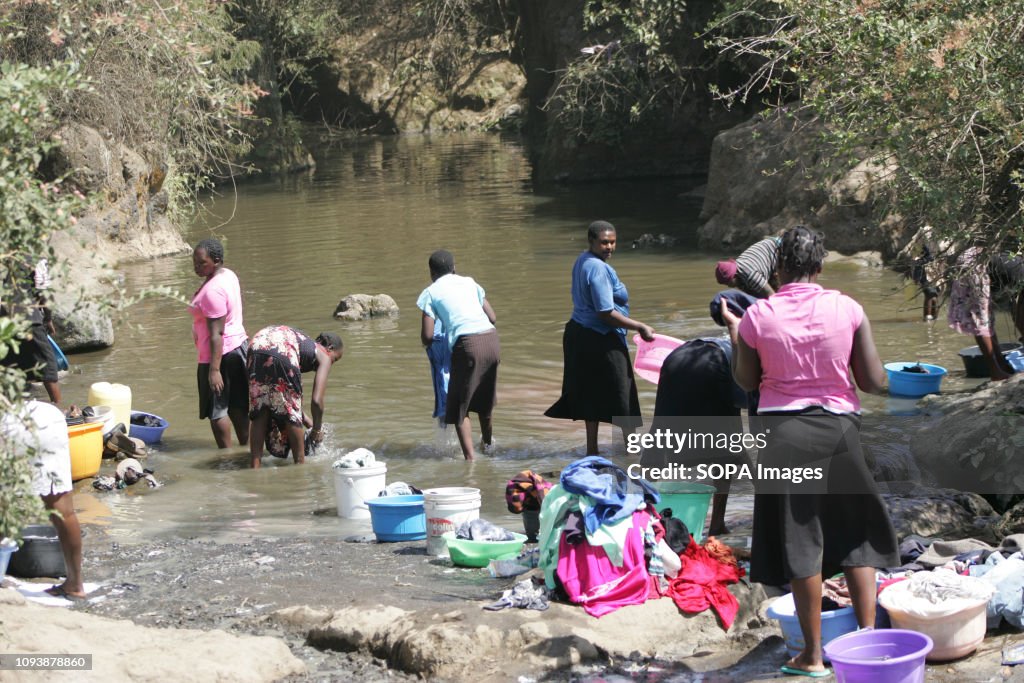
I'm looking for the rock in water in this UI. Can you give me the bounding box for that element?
[333,293,399,321]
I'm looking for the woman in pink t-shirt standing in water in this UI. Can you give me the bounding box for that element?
[191,238,249,448]
[722,226,899,678]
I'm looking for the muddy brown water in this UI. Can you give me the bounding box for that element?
[54,133,1007,544]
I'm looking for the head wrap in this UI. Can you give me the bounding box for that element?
[715,260,738,285]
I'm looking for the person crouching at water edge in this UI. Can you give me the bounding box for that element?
[247,326,343,469]
[417,249,499,461]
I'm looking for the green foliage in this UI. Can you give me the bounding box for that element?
[708,0,1024,252]
[550,0,704,145]
[0,61,87,541]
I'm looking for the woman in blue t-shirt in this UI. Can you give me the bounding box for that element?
[546,221,655,454]
[418,249,499,460]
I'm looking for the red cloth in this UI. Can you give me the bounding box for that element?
[666,538,745,629]
[556,510,653,617]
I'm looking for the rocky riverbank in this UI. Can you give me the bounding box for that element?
[5,506,1023,682]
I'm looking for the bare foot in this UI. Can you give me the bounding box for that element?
[708,524,731,536]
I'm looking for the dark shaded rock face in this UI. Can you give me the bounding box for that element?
[882,486,997,541]
[511,1,756,182]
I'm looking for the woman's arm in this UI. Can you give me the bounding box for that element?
[850,316,886,394]
[420,311,436,347]
[482,298,496,325]
[309,346,333,442]
[597,309,655,341]
[206,315,226,393]
[720,307,761,392]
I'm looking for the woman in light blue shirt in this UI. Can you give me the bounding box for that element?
[418,250,499,460]
[546,221,654,454]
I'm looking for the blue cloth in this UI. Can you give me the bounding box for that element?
[975,555,1024,629]
[570,251,630,344]
[426,332,451,419]
[417,273,494,350]
[559,456,659,535]
[709,290,759,327]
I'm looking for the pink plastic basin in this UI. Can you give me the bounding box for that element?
[632,333,685,384]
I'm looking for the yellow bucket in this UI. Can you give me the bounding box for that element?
[68,421,103,481]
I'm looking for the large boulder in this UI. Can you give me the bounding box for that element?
[698,111,906,257]
[333,294,400,321]
[912,376,1024,496]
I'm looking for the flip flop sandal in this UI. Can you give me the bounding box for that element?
[779,665,831,678]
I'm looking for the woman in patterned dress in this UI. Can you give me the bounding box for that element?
[247,325,343,468]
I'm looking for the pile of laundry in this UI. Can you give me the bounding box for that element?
[885,533,1024,629]
[534,456,744,627]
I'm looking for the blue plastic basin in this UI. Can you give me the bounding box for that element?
[366,494,427,542]
[885,362,946,398]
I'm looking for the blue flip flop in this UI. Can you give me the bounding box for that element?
[779,665,831,678]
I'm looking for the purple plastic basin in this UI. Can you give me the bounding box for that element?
[823,629,933,683]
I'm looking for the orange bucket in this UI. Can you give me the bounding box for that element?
[68,421,103,481]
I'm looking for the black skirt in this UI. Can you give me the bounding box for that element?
[750,409,899,585]
[545,319,642,428]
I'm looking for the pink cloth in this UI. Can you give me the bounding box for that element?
[190,268,246,362]
[556,510,654,618]
[738,282,863,413]
[666,538,745,630]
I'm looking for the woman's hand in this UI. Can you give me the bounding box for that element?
[637,324,655,342]
[310,427,324,445]
[209,367,224,394]
[720,305,741,332]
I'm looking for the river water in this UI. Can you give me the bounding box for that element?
[56,133,1009,543]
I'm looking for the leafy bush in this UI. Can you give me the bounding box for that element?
[709,0,1024,253]
[0,61,87,540]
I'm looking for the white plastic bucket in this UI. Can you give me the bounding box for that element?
[423,487,481,556]
[333,462,387,519]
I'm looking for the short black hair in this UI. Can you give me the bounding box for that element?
[428,249,455,277]
[779,226,827,278]
[587,220,616,242]
[316,332,343,351]
[194,238,224,263]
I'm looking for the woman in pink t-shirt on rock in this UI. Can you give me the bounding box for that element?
[190,238,249,448]
[721,226,899,678]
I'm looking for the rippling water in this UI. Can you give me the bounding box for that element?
[55,133,1009,542]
